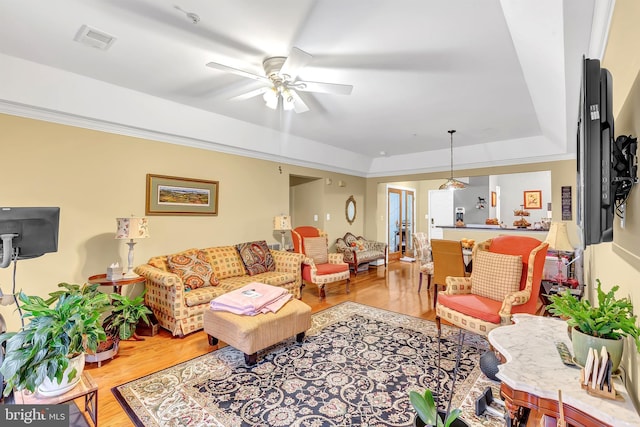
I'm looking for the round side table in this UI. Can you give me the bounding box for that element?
[87,274,145,295]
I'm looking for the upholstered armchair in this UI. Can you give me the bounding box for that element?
[335,232,387,275]
[411,232,433,292]
[435,235,548,336]
[291,227,350,299]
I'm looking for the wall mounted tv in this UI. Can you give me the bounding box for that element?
[0,207,60,268]
[577,58,615,247]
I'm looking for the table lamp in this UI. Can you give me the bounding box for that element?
[116,216,149,278]
[273,215,292,250]
[544,222,573,284]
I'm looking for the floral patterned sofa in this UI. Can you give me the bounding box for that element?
[135,242,305,337]
[335,232,387,275]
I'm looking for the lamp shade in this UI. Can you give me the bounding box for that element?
[273,215,292,231]
[544,222,573,252]
[115,217,149,239]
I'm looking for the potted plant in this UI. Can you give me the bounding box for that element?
[547,279,640,371]
[50,283,152,366]
[0,283,111,397]
[409,389,464,427]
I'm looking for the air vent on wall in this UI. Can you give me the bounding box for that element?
[74,25,116,50]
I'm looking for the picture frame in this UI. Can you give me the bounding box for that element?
[146,174,219,216]
[523,190,542,209]
[491,191,496,207]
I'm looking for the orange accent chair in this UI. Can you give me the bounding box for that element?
[435,235,548,337]
[430,239,467,308]
[291,226,350,299]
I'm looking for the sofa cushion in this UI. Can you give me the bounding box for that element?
[183,285,226,307]
[304,237,328,264]
[471,250,522,301]
[235,240,276,276]
[167,251,219,291]
[148,248,199,272]
[201,246,246,279]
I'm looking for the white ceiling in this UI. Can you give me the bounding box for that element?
[0,0,612,177]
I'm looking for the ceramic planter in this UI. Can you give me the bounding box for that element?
[571,326,624,371]
[37,353,85,397]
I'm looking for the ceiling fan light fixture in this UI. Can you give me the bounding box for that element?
[263,88,278,109]
[439,129,466,191]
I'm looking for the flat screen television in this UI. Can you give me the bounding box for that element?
[577,58,615,247]
[0,207,60,267]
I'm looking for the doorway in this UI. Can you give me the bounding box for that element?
[388,187,415,261]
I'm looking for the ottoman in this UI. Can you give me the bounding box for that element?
[203,298,312,365]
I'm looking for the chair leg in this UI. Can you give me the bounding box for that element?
[427,274,431,290]
[318,285,326,300]
[418,272,423,293]
[345,278,350,294]
[433,284,439,308]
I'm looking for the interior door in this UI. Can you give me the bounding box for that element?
[388,187,415,260]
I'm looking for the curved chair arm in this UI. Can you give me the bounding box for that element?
[335,240,356,263]
[498,289,531,324]
[443,276,473,294]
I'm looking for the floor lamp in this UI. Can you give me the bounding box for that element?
[116,216,150,278]
[273,215,292,251]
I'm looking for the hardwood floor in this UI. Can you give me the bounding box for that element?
[79,260,436,427]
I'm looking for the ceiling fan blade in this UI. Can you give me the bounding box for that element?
[206,61,271,84]
[289,90,310,114]
[229,86,270,101]
[296,80,353,95]
[280,47,313,80]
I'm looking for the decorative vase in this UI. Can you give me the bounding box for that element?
[571,326,624,371]
[37,353,85,397]
[414,413,470,427]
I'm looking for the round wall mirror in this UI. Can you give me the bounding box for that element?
[346,195,356,225]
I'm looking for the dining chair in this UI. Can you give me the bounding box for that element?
[430,239,467,308]
[411,232,433,292]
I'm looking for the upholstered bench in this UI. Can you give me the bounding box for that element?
[203,298,312,365]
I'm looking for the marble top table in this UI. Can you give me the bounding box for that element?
[488,314,639,427]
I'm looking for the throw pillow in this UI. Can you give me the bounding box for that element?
[304,236,328,264]
[471,250,522,301]
[167,251,219,291]
[235,240,276,276]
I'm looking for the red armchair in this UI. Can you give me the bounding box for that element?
[291,227,350,299]
[435,235,548,336]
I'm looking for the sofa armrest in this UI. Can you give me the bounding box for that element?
[134,264,187,321]
[443,276,473,294]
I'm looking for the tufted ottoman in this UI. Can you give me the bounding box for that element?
[203,298,312,365]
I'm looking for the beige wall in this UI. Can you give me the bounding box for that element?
[596,0,640,407]
[0,113,367,331]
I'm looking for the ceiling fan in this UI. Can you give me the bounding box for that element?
[206,47,353,113]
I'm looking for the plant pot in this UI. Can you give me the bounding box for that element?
[86,340,119,367]
[414,413,469,427]
[37,353,85,397]
[571,326,624,371]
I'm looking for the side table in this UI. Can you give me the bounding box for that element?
[11,371,98,427]
[87,274,145,295]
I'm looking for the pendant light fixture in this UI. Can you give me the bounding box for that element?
[439,129,466,190]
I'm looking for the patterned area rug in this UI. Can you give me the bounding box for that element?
[112,302,505,426]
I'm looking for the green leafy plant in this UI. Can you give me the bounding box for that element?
[103,292,151,342]
[547,279,640,352]
[0,283,111,397]
[409,389,461,427]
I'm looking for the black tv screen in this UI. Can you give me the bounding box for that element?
[0,207,60,266]
[577,58,615,247]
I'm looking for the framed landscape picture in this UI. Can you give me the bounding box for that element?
[146,174,219,215]
[523,190,542,209]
